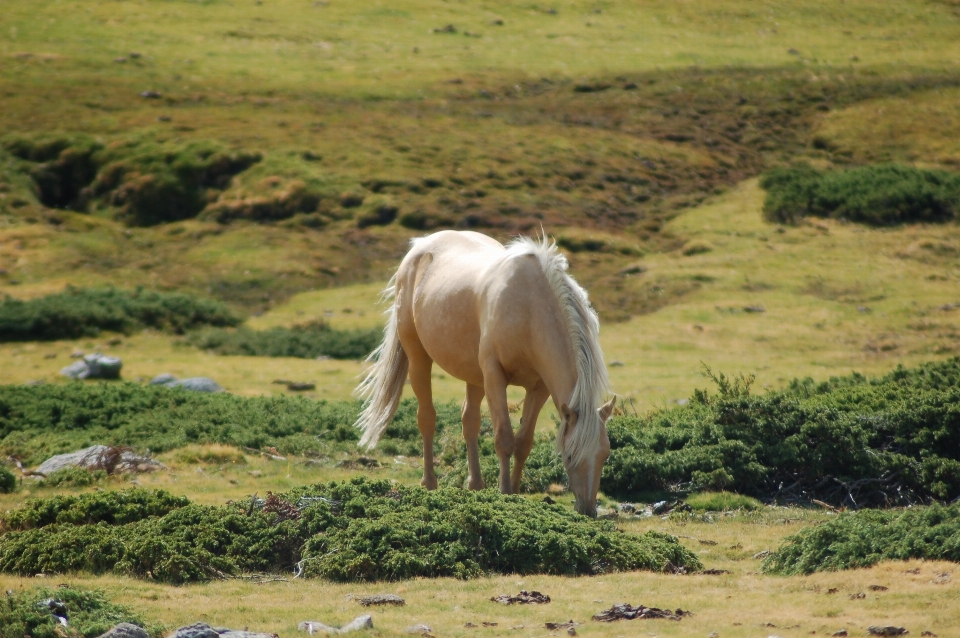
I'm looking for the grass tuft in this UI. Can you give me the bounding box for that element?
[685,491,763,512]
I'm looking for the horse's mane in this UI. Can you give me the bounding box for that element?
[504,235,612,465]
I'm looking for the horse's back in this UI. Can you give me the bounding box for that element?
[397,231,559,388]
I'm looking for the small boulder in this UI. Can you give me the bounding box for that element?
[150,374,223,392]
[173,377,224,392]
[169,624,277,638]
[97,623,150,638]
[60,354,122,380]
[35,445,164,476]
[149,373,178,385]
[298,616,373,634]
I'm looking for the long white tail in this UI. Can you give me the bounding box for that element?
[354,280,408,449]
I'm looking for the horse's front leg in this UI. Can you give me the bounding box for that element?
[462,383,486,490]
[408,351,438,489]
[482,362,514,494]
[511,382,550,494]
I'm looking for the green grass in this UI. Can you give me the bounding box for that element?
[685,491,763,512]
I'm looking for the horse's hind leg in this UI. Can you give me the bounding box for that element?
[511,382,550,494]
[407,348,438,489]
[481,362,514,494]
[462,383,485,490]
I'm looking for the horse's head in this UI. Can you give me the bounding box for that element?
[559,397,616,517]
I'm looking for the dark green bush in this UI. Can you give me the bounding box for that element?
[763,503,960,574]
[0,479,701,583]
[471,358,960,507]
[0,287,242,341]
[761,163,960,225]
[36,467,106,488]
[0,585,159,638]
[0,488,189,532]
[186,320,381,360]
[0,383,457,464]
[0,465,15,493]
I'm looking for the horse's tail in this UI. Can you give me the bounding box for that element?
[354,278,408,449]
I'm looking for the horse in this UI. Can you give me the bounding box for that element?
[353,230,615,517]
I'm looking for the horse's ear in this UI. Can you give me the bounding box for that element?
[598,397,617,422]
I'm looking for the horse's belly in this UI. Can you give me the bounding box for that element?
[411,285,485,386]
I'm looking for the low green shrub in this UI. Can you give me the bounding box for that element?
[685,491,763,512]
[0,488,190,532]
[186,320,380,360]
[761,163,960,225]
[0,479,701,583]
[0,585,160,638]
[36,467,106,488]
[763,503,960,574]
[474,358,960,507]
[0,383,457,464]
[0,287,242,341]
[0,466,15,493]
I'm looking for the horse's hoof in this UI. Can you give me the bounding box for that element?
[421,477,439,490]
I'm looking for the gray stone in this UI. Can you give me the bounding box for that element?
[60,360,90,380]
[84,354,122,379]
[406,625,431,634]
[167,624,278,638]
[298,615,373,634]
[35,445,164,476]
[149,373,178,385]
[170,377,223,393]
[169,624,220,638]
[97,623,149,638]
[60,354,122,380]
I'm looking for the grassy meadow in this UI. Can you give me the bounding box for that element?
[2,0,960,636]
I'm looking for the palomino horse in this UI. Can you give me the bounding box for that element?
[354,230,615,517]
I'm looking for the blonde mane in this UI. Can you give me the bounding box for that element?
[505,235,612,465]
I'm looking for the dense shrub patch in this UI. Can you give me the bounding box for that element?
[0,585,158,638]
[761,163,960,225]
[0,465,15,493]
[598,358,960,506]
[448,358,960,507]
[763,503,960,574]
[4,359,960,506]
[186,320,381,360]
[0,488,189,532]
[0,383,458,464]
[0,479,701,583]
[0,287,242,341]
